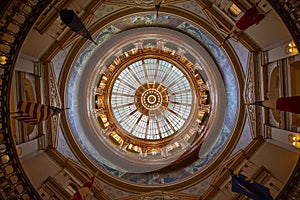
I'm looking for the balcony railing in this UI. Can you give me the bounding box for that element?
[0,1,51,199]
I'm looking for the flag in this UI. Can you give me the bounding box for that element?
[235,7,265,31]
[220,6,265,46]
[59,9,97,45]
[249,96,300,113]
[229,169,273,200]
[275,96,300,113]
[70,175,95,200]
[11,101,66,125]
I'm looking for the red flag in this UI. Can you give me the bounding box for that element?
[220,6,264,46]
[235,7,265,31]
[70,176,95,200]
[12,101,65,125]
[249,96,300,113]
[275,96,300,113]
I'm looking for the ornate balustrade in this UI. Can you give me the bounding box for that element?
[0,1,51,199]
[267,0,300,51]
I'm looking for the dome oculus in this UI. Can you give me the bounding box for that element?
[95,47,210,153]
[111,58,193,140]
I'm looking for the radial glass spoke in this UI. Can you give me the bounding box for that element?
[160,111,176,133]
[153,59,159,84]
[112,102,135,109]
[112,92,135,97]
[164,75,185,89]
[130,60,148,84]
[169,101,192,106]
[147,116,160,140]
[128,67,143,85]
[157,115,173,138]
[110,57,194,140]
[130,115,149,139]
[144,58,156,83]
[142,60,149,83]
[162,66,181,86]
[166,108,187,120]
[112,80,136,95]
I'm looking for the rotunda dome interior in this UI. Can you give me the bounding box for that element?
[1,0,300,199]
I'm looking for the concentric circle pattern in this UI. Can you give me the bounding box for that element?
[94,43,212,168]
[63,22,242,187]
[136,83,168,114]
[110,58,193,140]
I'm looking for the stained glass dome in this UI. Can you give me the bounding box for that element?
[110,58,194,140]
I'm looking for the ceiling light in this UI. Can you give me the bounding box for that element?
[0,55,8,65]
[229,4,242,17]
[285,41,298,54]
[288,134,300,148]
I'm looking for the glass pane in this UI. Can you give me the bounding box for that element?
[111,58,193,140]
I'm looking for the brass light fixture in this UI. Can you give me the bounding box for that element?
[288,134,300,149]
[285,41,298,54]
[229,4,242,17]
[0,55,7,65]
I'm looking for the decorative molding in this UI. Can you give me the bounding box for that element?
[268,109,280,128]
[202,5,232,35]
[35,0,70,34]
[40,176,71,200]
[198,0,260,52]
[264,124,272,139]
[267,62,278,81]
[261,51,269,66]
[209,151,245,186]
[33,62,42,77]
[46,148,110,199]
[244,53,257,138]
[116,190,199,200]
[104,0,186,7]
[40,0,105,62]
[45,62,62,148]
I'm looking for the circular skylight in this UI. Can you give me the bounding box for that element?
[110,58,193,140]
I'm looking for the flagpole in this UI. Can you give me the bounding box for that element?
[155,0,162,18]
[92,39,98,46]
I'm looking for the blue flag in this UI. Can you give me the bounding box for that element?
[229,169,273,200]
